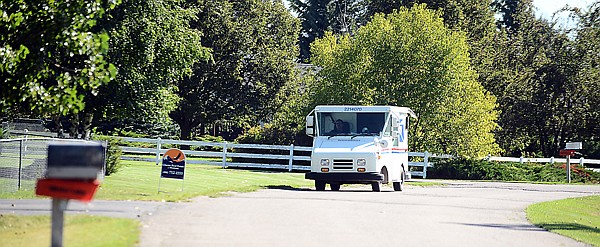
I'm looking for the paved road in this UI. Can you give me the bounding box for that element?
[2,181,599,247]
[140,181,599,247]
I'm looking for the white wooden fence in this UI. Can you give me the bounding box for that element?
[117,137,600,177]
[117,137,442,177]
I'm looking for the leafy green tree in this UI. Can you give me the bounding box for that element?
[361,0,498,116]
[289,0,332,62]
[492,0,532,34]
[310,4,500,157]
[0,0,118,117]
[573,3,600,158]
[169,0,300,141]
[90,0,211,137]
[60,0,212,139]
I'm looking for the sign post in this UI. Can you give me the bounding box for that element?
[560,142,582,184]
[35,142,105,247]
[158,148,186,193]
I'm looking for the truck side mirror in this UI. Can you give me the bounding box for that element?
[306,116,315,136]
[391,118,399,138]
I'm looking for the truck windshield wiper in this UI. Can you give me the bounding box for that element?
[351,133,373,139]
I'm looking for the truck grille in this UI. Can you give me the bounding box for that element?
[333,159,353,170]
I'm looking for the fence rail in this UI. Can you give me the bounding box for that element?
[116,137,449,178]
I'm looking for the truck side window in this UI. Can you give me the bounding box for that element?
[383,117,393,137]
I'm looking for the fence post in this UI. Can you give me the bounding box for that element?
[519,157,524,164]
[288,144,294,172]
[18,139,23,190]
[423,151,429,179]
[155,137,162,166]
[579,157,584,167]
[23,129,28,155]
[222,141,228,168]
[550,156,554,165]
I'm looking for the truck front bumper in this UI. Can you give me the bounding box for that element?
[305,172,383,183]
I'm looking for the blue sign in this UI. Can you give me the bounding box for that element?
[161,149,186,180]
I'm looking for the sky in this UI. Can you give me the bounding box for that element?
[533,0,596,27]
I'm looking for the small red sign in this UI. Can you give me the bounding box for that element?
[36,179,100,202]
[559,150,575,157]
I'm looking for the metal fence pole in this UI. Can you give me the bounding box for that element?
[222,141,228,168]
[288,144,294,172]
[550,157,554,165]
[155,137,162,166]
[423,151,429,179]
[18,139,23,190]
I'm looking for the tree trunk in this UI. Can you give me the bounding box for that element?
[83,112,93,140]
[69,114,80,139]
[180,121,192,150]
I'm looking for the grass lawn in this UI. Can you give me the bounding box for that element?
[526,195,600,246]
[0,214,139,247]
[0,160,315,201]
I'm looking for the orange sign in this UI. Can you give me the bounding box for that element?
[36,179,100,202]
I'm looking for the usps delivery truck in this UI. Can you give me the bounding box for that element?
[305,105,416,192]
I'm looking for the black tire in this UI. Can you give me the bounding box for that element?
[393,181,403,191]
[371,181,381,192]
[315,180,326,191]
[330,183,341,191]
[394,170,405,191]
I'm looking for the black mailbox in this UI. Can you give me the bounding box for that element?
[46,142,105,180]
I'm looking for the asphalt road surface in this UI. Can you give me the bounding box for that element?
[2,181,599,247]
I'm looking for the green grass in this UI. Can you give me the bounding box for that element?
[526,195,600,246]
[405,181,445,187]
[0,214,139,247]
[0,160,314,201]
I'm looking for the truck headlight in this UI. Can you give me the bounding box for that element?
[320,159,329,166]
[357,158,366,166]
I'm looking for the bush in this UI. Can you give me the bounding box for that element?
[235,123,311,146]
[429,158,600,183]
[92,135,123,176]
[0,127,9,139]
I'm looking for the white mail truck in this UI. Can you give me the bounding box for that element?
[305,105,417,191]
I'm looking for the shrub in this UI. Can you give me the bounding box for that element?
[92,135,123,176]
[0,127,9,139]
[429,158,600,183]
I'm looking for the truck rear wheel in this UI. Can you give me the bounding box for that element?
[371,181,381,192]
[315,180,326,191]
[393,171,405,191]
[393,182,403,191]
[330,183,340,191]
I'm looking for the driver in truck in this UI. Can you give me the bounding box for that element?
[327,119,347,135]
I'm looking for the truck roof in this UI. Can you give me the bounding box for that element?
[314,105,416,118]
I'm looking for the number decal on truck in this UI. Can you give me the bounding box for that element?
[344,107,363,111]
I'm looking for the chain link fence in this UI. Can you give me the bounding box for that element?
[0,138,100,193]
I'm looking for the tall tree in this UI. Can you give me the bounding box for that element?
[310,5,500,157]
[566,2,600,158]
[170,0,300,141]
[0,0,117,117]
[289,0,332,62]
[84,0,211,138]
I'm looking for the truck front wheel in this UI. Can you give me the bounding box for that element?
[371,181,381,192]
[315,180,326,191]
[393,172,405,191]
[330,183,341,191]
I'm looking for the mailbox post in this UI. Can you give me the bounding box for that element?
[36,142,105,247]
[559,142,582,184]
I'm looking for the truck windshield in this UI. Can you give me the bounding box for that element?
[317,112,386,136]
